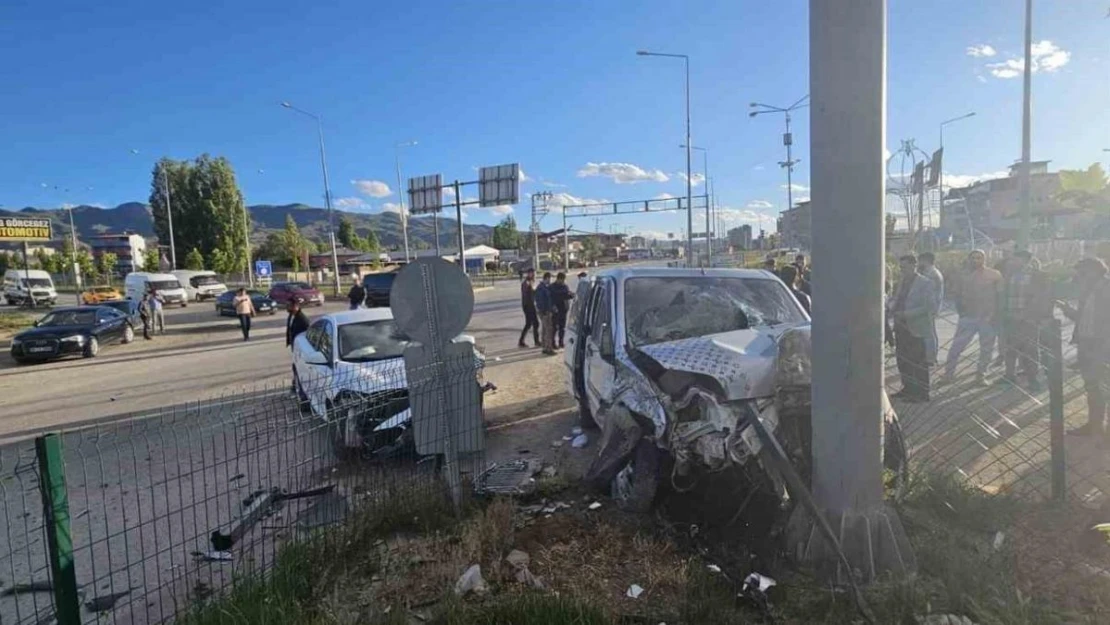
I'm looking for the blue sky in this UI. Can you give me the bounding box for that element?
[1,0,1107,240]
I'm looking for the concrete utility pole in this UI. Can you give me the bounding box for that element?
[1017,0,1034,250]
[531,191,552,271]
[795,0,915,582]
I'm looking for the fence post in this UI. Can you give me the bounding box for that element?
[1046,318,1067,502]
[35,433,81,624]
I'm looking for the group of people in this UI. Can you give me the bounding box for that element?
[888,248,1110,440]
[765,253,812,314]
[519,269,583,355]
[137,288,166,340]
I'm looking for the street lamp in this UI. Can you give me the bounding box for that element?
[281,101,341,297]
[638,50,694,267]
[395,140,418,262]
[679,144,710,264]
[749,95,810,234]
[130,149,177,270]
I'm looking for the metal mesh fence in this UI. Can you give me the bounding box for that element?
[1,347,486,625]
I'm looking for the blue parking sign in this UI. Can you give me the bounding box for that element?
[255,260,272,277]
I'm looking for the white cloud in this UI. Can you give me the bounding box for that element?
[746,200,774,209]
[442,185,456,197]
[986,40,1070,79]
[795,196,811,204]
[676,172,706,187]
[781,183,810,192]
[541,180,567,188]
[548,192,613,214]
[335,196,369,210]
[576,162,669,184]
[90,203,107,209]
[966,44,997,58]
[380,202,402,213]
[941,170,1010,189]
[351,179,393,198]
[718,207,774,225]
[61,202,76,209]
[518,168,531,183]
[654,193,676,200]
[752,164,765,171]
[483,204,515,216]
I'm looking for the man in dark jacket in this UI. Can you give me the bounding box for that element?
[549,272,575,348]
[347,281,366,310]
[535,272,556,355]
[518,269,539,348]
[286,298,310,349]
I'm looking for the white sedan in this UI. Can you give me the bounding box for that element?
[291,308,483,456]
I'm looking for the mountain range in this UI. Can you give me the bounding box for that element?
[0,203,500,250]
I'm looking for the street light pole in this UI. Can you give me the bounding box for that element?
[161,163,177,270]
[750,95,809,246]
[638,50,693,267]
[282,101,341,297]
[395,140,417,262]
[939,112,977,248]
[680,145,710,264]
[1017,0,1034,250]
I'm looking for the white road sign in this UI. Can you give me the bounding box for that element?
[408,174,443,215]
[478,163,519,207]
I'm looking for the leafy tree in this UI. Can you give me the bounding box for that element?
[337,217,356,249]
[209,248,235,275]
[283,214,305,271]
[581,236,602,263]
[98,252,118,283]
[1056,163,1110,213]
[492,215,521,250]
[149,154,250,277]
[143,248,161,272]
[75,250,95,281]
[363,229,380,254]
[184,248,205,270]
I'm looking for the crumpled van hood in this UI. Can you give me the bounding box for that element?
[635,324,808,400]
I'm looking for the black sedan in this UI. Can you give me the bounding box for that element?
[10,306,134,364]
[214,290,277,316]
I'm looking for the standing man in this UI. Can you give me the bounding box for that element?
[1000,250,1051,391]
[138,292,153,340]
[285,298,310,349]
[549,272,575,349]
[518,268,539,348]
[535,271,556,355]
[1058,258,1110,437]
[779,265,811,314]
[917,252,945,366]
[940,250,1001,386]
[888,254,938,402]
[149,288,166,335]
[233,288,256,341]
[793,254,812,296]
[347,279,366,311]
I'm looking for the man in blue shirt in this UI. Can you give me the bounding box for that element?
[535,272,556,355]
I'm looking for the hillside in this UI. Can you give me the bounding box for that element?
[0,203,497,249]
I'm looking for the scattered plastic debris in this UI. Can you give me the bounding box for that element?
[571,434,589,448]
[571,426,583,436]
[992,531,1005,551]
[454,564,488,596]
[562,435,574,441]
[552,440,565,448]
[541,464,558,478]
[192,551,232,562]
[740,572,777,611]
[505,549,544,589]
[588,501,602,510]
[474,460,539,495]
[707,564,722,573]
[626,584,644,599]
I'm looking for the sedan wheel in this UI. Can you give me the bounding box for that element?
[83,336,100,359]
[122,325,135,344]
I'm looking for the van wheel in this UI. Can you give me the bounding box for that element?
[83,337,100,359]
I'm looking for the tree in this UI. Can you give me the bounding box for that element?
[282,214,305,271]
[491,215,521,250]
[98,252,118,283]
[1056,163,1110,214]
[337,216,356,249]
[143,248,161,272]
[209,248,235,275]
[581,236,602,263]
[363,229,380,254]
[184,248,205,270]
[75,250,95,281]
[149,154,250,277]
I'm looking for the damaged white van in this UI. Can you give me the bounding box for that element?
[564,267,815,511]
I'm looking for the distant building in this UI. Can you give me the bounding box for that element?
[728,224,753,249]
[89,233,146,274]
[942,160,1095,243]
[778,201,811,250]
[628,235,647,249]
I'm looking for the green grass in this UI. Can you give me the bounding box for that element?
[0,311,35,336]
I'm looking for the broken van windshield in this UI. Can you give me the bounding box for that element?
[624,276,805,347]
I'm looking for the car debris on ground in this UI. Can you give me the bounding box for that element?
[454,564,488,596]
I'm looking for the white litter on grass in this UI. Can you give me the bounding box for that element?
[626,584,644,599]
[742,572,776,593]
[588,501,602,510]
[571,426,583,436]
[992,531,1005,551]
[571,434,589,448]
[707,564,721,573]
[454,564,488,596]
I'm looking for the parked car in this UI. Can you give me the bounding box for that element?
[80,285,123,305]
[291,308,484,456]
[173,270,228,302]
[564,267,814,511]
[214,290,276,316]
[10,306,135,363]
[362,272,398,307]
[269,281,324,307]
[3,269,58,307]
[124,272,188,307]
[99,299,142,327]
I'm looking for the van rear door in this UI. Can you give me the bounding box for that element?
[563,278,594,401]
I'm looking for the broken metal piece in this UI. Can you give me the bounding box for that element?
[474,460,538,495]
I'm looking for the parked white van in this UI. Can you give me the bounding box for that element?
[3,269,58,306]
[172,270,228,302]
[124,272,188,307]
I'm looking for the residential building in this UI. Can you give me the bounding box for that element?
[778,201,812,251]
[89,233,146,274]
[628,235,647,249]
[728,224,753,249]
[942,160,1098,243]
